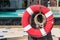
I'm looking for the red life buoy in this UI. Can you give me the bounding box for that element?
[22,5,54,37]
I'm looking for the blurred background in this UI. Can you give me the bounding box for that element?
[0,0,60,40]
[0,0,60,25]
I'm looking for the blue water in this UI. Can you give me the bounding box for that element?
[52,11,60,18]
[0,10,25,17]
[0,10,60,18]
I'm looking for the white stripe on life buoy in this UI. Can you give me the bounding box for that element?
[24,24,32,31]
[26,7,33,15]
[40,28,47,36]
[45,11,53,18]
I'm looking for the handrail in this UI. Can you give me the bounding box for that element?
[0,25,22,28]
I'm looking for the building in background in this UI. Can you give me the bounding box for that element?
[27,0,39,6]
[27,0,60,7]
[27,0,49,7]
[50,0,57,7]
[20,0,57,8]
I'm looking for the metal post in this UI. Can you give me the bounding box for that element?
[59,38,60,40]
[28,32,53,40]
[28,35,37,40]
[28,0,53,40]
[57,0,58,7]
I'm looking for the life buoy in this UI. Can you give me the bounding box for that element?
[22,5,54,37]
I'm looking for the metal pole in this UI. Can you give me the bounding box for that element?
[28,35,37,40]
[28,0,53,40]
